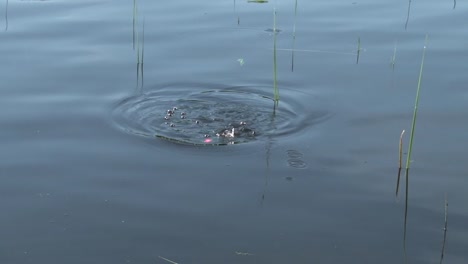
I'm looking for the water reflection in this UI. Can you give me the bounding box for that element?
[405,0,412,30]
[439,195,448,264]
[403,168,409,263]
[132,0,144,93]
[260,102,277,206]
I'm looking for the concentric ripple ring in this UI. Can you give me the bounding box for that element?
[111,84,329,146]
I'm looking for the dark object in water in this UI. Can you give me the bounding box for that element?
[265,28,281,34]
[216,128,235,138]
[164,101,257,143]
[215,123,256,139]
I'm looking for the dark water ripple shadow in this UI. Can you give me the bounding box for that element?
[286,149,307,169]
[111,82,330,148]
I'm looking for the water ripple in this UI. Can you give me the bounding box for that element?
[112,83,329,146]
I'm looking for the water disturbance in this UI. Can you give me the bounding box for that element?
[112,84,329,146]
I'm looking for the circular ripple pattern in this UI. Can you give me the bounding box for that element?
[112,84,328,145]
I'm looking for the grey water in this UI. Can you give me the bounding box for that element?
[1,0,467,263]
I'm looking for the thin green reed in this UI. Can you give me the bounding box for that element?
[133,0,138,50]
[405,35,428,170]
[395,129,405,196]
[132,0,144,92]
[356,37,361,64]
[403,37,428,257]
[290,0,298,72]
[272,8,279,102]
[135,20,145,92]
[136,27,140,90]
[158,256,178,264]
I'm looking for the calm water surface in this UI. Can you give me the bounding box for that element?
[1,0,467,263]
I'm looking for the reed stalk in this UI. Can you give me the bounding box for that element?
[405,35,428,170]
[140,18,145,89]
[396,129,405,196]
[272,8,279,102]
[402,36,428,263]
[439,194,448,264]
[290,0,298,72]
[135,22,140,90]
[403,168,409,264]
[158,256,178,264]
[399,130,405,170]
[356,37,361,64]
[133,0,138,50]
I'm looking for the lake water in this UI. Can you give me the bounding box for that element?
[1,0,467,263]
